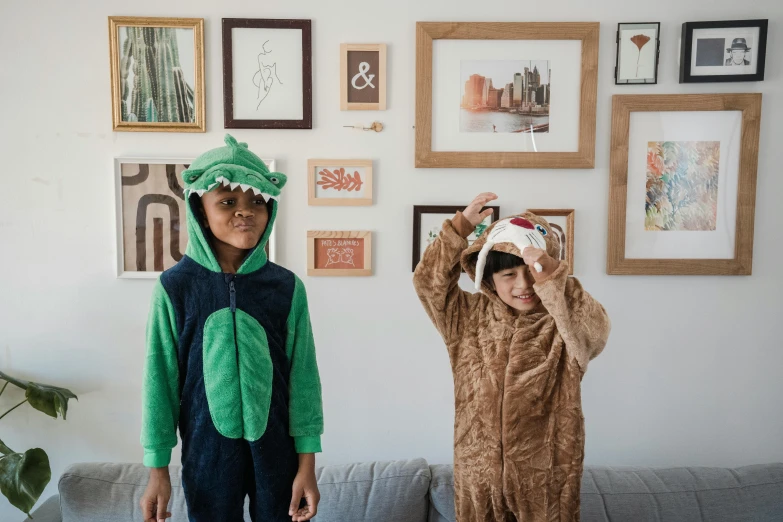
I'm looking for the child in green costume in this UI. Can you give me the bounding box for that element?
[140,135,324,522]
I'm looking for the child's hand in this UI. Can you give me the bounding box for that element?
[463,192,498,227]
[521,246,559,282]
[289,459,320,521]
[140,468,172,522]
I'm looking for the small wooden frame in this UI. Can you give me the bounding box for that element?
[307,159,373,206]
[415,22,599,169]
[608,94,762,275]
[308,231,373,276]
[527,209,575,275]
[109,17,206,132]
[341,44,387,111]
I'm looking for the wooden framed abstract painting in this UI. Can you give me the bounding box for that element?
[527,208,575,274]
[415,22,599,169]
[222,18,313,129]
[108,17,206,132]
[607,94,762,275]
[114,158,277,278]
[307,231,372,276]
[307,159,373,206]
[341,44,387,110]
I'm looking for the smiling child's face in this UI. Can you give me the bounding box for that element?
[491,264,541,313]
[200,185,269,251]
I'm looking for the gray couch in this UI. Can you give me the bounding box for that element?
[23,459,783,521]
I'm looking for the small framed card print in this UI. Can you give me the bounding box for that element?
[341,44,387,111]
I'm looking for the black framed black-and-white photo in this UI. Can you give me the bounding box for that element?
[222,18,313,129]
[615,22,660,85]
[680,19,767,83]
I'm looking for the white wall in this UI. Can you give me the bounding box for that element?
[1,0,781,517]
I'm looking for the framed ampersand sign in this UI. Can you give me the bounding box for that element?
[341,44,387,111]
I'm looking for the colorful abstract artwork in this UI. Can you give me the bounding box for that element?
[645,141,720,231]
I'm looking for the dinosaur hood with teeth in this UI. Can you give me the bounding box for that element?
[181,133,287,274]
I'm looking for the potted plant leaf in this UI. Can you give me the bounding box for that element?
[0,371,77,518]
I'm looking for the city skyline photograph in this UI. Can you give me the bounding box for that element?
[459,59,551,134]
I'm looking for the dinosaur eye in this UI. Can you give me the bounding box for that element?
[535,224,548,236]
[270,177,279,184]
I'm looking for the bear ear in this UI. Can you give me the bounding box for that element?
[239,142,249,148]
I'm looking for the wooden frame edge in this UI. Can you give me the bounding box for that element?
[415,22,598,169]
[607,93,761,275]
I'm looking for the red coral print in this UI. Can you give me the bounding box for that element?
[316,168,364,192]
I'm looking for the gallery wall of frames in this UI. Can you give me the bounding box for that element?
[109,16,767,279]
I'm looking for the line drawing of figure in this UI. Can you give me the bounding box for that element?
[340,248,356,266]
[253,41,283,109]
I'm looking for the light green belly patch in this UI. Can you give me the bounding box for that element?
[202,308,272,441]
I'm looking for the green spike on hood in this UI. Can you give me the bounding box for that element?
[181,134,286,274]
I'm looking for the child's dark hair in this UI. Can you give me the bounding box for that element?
[482,251,525,284]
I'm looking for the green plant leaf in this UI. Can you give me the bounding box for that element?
[0,437,13,455]
[0,371,78,420]
[0,448,51,517]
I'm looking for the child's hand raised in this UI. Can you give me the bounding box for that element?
[463,192,498,227]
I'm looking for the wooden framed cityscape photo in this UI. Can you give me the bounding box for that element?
[108,17,206,132]
[341,44,387,110]
[222,18,313,129]
[415,22,599,169]
[308,231,373,276]
[527,208,575,275]
[607,94,762,276]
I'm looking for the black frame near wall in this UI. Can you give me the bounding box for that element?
[680,19,768,83]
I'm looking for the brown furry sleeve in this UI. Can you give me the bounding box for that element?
[413,214,481,356]
[534,262,611,373]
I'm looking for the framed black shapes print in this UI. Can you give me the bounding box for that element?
[680,19,767,83]
[615,22,661,85]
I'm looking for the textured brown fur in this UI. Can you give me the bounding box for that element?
[413,212,611,521]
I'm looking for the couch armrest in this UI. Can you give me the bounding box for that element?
[21,494,61,522]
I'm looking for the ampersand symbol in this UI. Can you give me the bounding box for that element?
[351,62,376,90]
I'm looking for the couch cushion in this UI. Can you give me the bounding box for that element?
[314,458,430,522]
[58,463,196,522]
[428,465,455,522]
[426,463,783,522]
[581,464,783,521]
[57,459,431,522]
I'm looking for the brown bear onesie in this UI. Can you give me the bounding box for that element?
[413,212,611,521]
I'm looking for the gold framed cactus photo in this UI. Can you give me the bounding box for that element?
[109,17,206,132]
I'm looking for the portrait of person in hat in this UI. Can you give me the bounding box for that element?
[725,38,752,66]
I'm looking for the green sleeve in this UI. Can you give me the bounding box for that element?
[286,276,324,453]
[140,281,180,467]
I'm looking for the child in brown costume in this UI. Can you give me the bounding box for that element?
[413,193,611,522]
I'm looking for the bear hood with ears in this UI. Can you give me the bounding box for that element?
[461,212,563,295]
[180,134,286,274]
